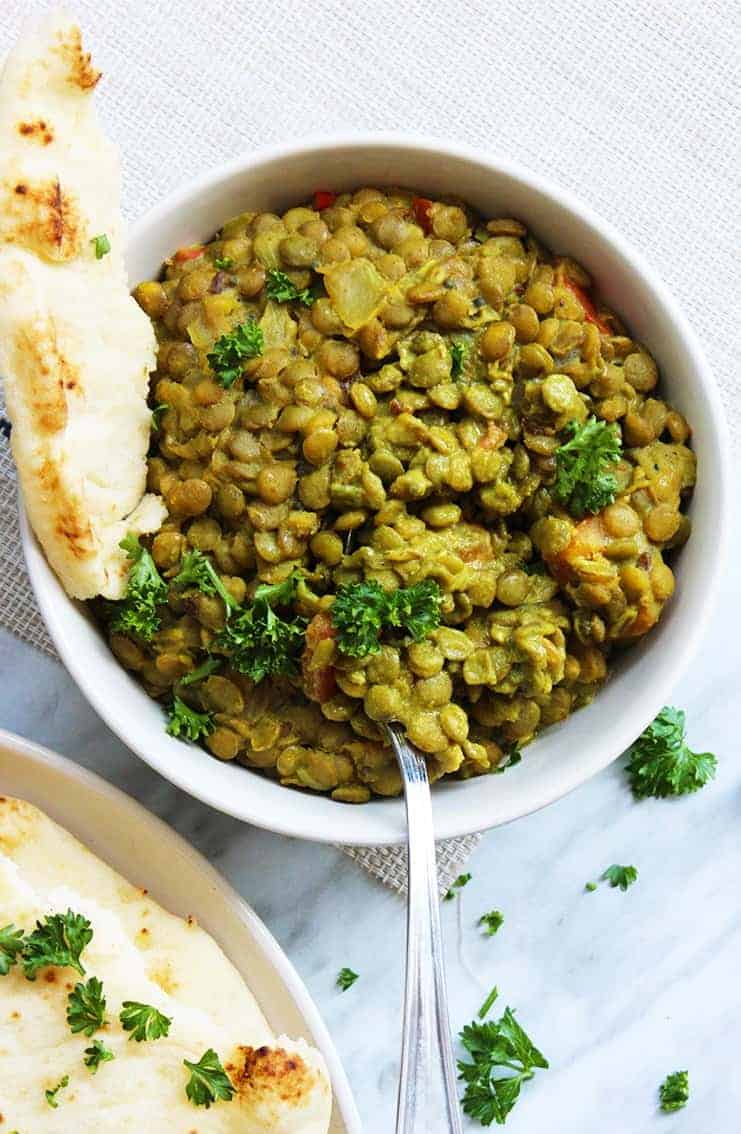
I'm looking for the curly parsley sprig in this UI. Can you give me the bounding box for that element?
[23,910,93,980]
[110,534,169,641]
[385,579,442,641]
[330,580,389,658]
[166,696,215,742]
[553,416,622,518]
[207,320,263,387]
[458,1007,549,1126]
[331,579,442,658]
[625,707,716,799]
[215,570,306,683]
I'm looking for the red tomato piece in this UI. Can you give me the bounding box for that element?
[173,245,204,263]
[301,612,337,703]
[561,277,611,334]
[544,514,609,585]
[478,422,508,450]
[412,196,433,234]
[313,190,337,211]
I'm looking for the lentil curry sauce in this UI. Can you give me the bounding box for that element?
[99,186,696,802]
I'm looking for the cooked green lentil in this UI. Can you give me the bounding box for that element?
[98,186,696,803]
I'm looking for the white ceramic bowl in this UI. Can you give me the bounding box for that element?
[22,134,731,846]
[0,728,361,1134]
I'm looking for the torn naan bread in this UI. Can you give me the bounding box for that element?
[0,796,332,1132]
[0,12,165,599]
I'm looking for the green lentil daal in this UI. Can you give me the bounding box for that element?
[97,186,696,803]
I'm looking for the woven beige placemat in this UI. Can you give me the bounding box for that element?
[0,396,480,893]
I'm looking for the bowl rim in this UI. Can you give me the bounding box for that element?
[21,131,731,845]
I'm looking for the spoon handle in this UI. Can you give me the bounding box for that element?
[386,721,464,1134]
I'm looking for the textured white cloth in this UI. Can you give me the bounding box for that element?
[0,0,739,891]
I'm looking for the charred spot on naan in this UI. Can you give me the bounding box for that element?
[10,320,69,433]
[1,176,83,261]
[33,457,97,561]
[17,119,55,145]
[53,24,101,90]
[52,501,97,561]
[148,959,181,996]
[232,1044,321,1107]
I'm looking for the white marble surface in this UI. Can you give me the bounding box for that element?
[1,508,739,1131]
[1,0,739,1128]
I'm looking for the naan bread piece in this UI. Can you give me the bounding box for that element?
[0,797,332,1132]
[0,11,165,599]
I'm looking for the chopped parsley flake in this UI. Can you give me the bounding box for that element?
[265,268,316,307]
[478,986,499,1020]
[119,1000,172,1042]
[659,1070,689,1113]
[479,911,504,937]
[492,748,522,775]
[45,1074,70,1108]
[0,923,25,975]
[67,976,106,1036]
[444,873,472,901]
[522,558,547,576]
[450,340,467,379]
[601,864,638,891]
[173,548,239,614]
[184,1048,235,1108]
[151,402,169,431]
[91,233,111,259]
[84,1038,115,1073]
[336,967,359,991]
[178,657,222,688]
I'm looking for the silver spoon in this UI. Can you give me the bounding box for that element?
[385,721,465,1134]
